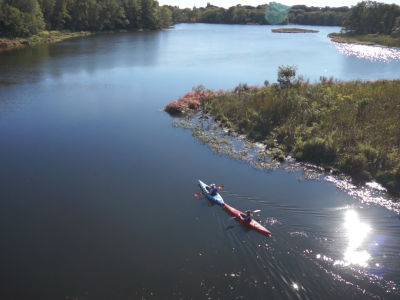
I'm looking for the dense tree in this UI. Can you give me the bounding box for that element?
[1,1,399,39]
[141,0,160,29]
[0,0,172,38]
[342,1,400,35]
[265,2,290,25]
[392,16,400,37]
[288,5,349,26]
[121,0,141,29]
[158,5,171,28]
[0,0,45,36]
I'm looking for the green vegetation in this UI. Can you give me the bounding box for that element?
[0,30,90,48]
[166,67,400,194]
[166,3,269,25]
[287,5,349,26]
[265,2,290,25]
[328,32,400,47]
[0,0,172,39]
[330,1,400,47]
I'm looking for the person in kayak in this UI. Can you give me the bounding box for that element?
[208,183,218,196]
[242,210,252,222]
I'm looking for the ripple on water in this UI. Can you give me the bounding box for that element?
[332,42,400,62]
[174,114,400,212]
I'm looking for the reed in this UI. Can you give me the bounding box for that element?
[166,73,400,194]
[328,33,400,48]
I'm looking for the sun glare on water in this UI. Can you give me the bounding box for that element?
[335,210,371,267]
[333,43,400,62]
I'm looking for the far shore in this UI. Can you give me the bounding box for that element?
[3,26,400,51]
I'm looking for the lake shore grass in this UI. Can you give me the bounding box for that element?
[272,28,319,33]
[328,32,400,48]
[165,79,400,195]
[0,31,92,50]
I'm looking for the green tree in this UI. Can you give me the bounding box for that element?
[37,0,55,29]
[0,0,45,37]
[277,65,297,88]
[51,0,72,30]
[158,5,171,28]
[391,16,400,37]
[342,1,400,35]
[141,0,160,29]
[0,3,26,37]
[265,2,290,25]
[122,0,141,29]
[98,0,128,30]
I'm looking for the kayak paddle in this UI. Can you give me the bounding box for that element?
[229,209,261,220]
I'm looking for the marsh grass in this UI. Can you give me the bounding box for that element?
[172,78,400,194]
[0,31,91,50]
[328,32,400,48]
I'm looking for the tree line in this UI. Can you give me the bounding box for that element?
[342,1,400,37]
[166,2,349,26]
[0,0,172,38]
[1,1,399,40]
[287,5,349,26]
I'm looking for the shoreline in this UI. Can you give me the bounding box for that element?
[328,33,400,48]
[164,79,400,196]
[0,31,92,51]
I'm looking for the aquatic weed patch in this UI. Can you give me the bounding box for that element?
[165,72,400,203]
[171,113,282,171]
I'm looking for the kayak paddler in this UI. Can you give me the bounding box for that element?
[244,210,252,222]
[208,183,218,196]
[238,210,252,222]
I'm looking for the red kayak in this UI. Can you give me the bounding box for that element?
[224,203,271,236]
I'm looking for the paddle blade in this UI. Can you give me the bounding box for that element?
[218,185,224,189]
[253,210,261,213]
[194,193,201,197]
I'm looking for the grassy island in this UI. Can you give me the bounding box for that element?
[0,31,91,50]
[165,67,400,194]
[272,28,319,33]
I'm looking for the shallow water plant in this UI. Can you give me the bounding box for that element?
[165,71,400,195]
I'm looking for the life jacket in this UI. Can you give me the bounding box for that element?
[210,188,218,196]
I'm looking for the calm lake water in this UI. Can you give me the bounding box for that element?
[1,24,400,300]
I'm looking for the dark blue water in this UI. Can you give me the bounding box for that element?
[0,24,399,300]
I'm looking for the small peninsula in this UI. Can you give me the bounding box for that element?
[164,66,400,195]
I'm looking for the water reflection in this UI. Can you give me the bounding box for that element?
[336,210,371,267]
[332,42,400,62]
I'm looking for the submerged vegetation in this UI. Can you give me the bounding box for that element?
[165,67,400,195]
